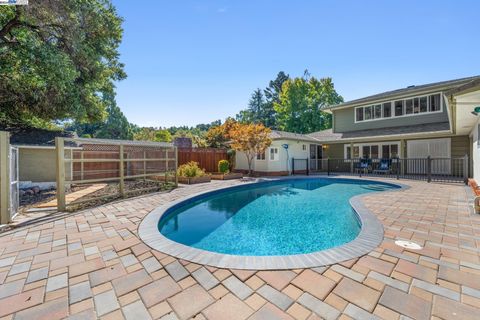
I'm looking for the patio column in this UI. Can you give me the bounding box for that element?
[400,139,406,175]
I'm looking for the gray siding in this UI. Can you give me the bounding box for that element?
[333,99,449,133]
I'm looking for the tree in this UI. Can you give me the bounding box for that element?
[274,73,343,133]
[236,72,289,128]
[95,103,133,140]
[229,123,272,176]
[263,71,290,128]
[205,117,237,148]
[133,128,172,142]
[0,1,125,126]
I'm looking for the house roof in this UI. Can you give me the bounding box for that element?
[0,126,78,146]
[325,76,480,111]
[270,130,319,142]
[307,122,451,143]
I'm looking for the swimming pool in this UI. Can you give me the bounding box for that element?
[139,177,403,269]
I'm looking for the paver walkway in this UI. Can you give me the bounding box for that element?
[0,177,479,320]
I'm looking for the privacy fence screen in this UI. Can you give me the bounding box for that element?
[56,137,177,211]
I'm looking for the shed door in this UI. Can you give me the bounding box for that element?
[407,138,451,174]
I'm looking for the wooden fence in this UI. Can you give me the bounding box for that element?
[178,148,228,173]
[56,137,177,211]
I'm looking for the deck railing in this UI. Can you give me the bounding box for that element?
[292,156,469,183]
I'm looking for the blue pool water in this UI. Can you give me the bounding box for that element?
[159,178,398,256]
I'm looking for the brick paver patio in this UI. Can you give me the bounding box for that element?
[0,177,479,320]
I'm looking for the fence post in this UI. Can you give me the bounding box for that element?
[55,137,66,212]
[327,158,330,176]
[396,157,400,180]
[119,144,125,197]
[0,132,10,223]
[463,154,469,184]
[306,159,309,176]
[427,156,432,183]
[292,158,295,175]
[174,147,178,187]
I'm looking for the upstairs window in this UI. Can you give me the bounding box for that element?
[395,100,404,116]
[383,102,392,118]
[354,93,442,122]
[356,107,364,121]
[430,94,441,112]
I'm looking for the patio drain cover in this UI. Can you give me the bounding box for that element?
[395,240,423,250]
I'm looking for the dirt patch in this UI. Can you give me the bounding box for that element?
[20,185,89,212]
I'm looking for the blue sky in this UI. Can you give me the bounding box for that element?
[113,0,479,127]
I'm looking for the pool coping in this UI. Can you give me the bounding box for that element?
[138,176,410,270]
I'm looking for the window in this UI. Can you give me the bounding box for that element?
[256,151,266,160]
[355,93,442,122]
[420,96,428,113]
[364,106,372,120]
[405,99,413,115]
[394,100,404,116]
[302,144,306,151]
[413,98,420,114]
[430,94,441,111]
[383,102,392,118]
[374,104,382,118]
[356,107,364,121]
[345,142,400,159]
[362,145,371,158]
[382,144,399,158]
[269,147,279,161]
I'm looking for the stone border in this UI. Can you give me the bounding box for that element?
[138,176,409,270]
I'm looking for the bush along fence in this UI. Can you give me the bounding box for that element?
[292,156,469,183]
[177,148,228,173]
[56,137,178,211]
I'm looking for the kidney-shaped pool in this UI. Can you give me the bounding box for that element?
[139,178,403,269]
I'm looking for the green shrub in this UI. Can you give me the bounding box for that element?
[177,161,206,178]
[218,160,230,174]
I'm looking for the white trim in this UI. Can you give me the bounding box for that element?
[354,92,443,123]
[13,145,82,150]
[344,141,401,159]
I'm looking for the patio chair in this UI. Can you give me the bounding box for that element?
[354,158,369,174]
[373,159,391,174]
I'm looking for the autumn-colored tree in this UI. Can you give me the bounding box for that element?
[229,123,272,176]
[205,117,237,148]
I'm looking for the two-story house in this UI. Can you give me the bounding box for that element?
[234,76,480,180]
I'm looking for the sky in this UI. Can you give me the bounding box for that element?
[113,0,480,127]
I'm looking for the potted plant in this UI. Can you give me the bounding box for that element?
[177,161,211,184]
[210,160,243,180]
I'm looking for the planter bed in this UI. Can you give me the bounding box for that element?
[177,176,211,184]
[210,172,243,180]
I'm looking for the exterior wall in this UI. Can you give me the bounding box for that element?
[234,139,311,173]
[18,147,73,183]
[470,119,480,181]
[333,97,449,133]
[19,148,56,182]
